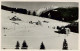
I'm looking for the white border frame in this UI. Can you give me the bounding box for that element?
[0,0,79,51]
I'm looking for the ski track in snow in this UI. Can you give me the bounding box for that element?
[1,10,78,50]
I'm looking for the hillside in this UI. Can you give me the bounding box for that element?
[1,9,78,50]
[1,5,78,23]
[37,7,78,23]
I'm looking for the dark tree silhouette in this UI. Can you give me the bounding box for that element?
[1,5,27,14]
[65,22,78,33]
[21,40,28,49]
[33,11,36,16]
[62,39,68,50]
[39,7,78,23]
[15,41,20,49]
[16,8,27,14]
[40,42,45,49]
[27,10,31,15]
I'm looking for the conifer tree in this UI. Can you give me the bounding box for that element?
[33,11,36,16]
[62,39,68,50]
[21,40,28,49]
[15,41,20,49]
[40,42,45,49]
[27,11,31,15]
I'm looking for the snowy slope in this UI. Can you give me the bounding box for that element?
[1,10,78,50]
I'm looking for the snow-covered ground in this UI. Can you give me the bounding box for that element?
[1,10,78,50]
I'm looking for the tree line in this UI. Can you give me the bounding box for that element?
[1,5,36,15]
[39,7,78,23]
[15,39,68,50]
[1,5,78,23]
[15,40,45,49]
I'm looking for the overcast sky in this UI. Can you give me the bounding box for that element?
[1,2,78,11]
